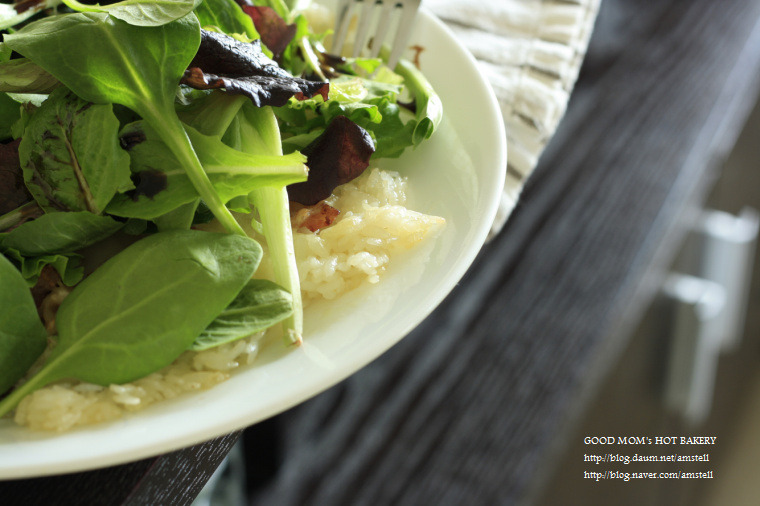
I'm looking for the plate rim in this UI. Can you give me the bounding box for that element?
[0,6,507,479]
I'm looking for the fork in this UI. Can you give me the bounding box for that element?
[331,0,422,70]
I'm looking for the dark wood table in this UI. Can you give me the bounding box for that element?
[4,0,760,504]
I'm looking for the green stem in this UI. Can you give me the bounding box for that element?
[145,110,246,236]
[181,92,246,137]
[239,105,303,344]
[60,0,99,12]
[394,58,443,135]
[299,36,327,82]
[0,201,41,232]
[250,186,303,344]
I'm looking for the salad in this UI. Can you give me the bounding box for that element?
[0,0,442,429]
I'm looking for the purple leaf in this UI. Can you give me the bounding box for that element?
[181,30,328,107]
[242,6,297,61]
[287,116,375,205]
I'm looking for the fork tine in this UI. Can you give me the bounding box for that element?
[331,0,421,69]
[368,1,396,59]
[386,0,421,69]
[332,0,353,56]
[350,0,376,58]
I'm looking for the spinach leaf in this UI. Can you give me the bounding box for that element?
[18,88,133,213]
[192,278,292,350]
[0,211,123,256]
[0,58,60,94]
[153,199,200,231]
[0,230,262,417]
[61,0,202,27]
[4,12,246,235]
[0,254,48,395]
[106,120,307,220]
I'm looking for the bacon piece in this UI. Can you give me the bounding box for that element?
[291,201,340,232]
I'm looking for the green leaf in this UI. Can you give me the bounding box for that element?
[360,98,416,159]
[106,121,307,219]
[3,248,85,287]
[0,254,48,395]
[121,218,149,235]
[276,73,418,158]
[4,11,248,235]
[254,0,290,22]
[192,278,292,350]
[153,199,199,231]
[0,58,60,94]
[61,0,202,27]
[276,57,441,159]
[0,93,21,141]
[0,230,263,417]
[3,12,197,125]
[10,101,36,140]
[394,58,443,145]
[177,89,246,137]
[0,212,123,256]
[0,44,11,63]
[18,88,133,213]
[194,0,259,39]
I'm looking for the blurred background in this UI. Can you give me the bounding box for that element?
[534,94,760,506]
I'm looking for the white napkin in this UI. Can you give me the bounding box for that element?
[426,0,600,236]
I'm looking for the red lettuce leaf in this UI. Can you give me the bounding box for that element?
[287,116,374,206]
[13,0,47,15]
[182,67,326,107]
[241,5,296,61]
[181,30,327,107]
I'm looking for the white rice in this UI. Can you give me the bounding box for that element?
[11,168,444,431]
[14,338,260,432]
[295,168,445,301]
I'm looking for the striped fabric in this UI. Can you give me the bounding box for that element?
[426,0,601,236]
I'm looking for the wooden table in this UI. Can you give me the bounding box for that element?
[4,0,760,504]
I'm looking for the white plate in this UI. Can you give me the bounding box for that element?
[0,7,506,479]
